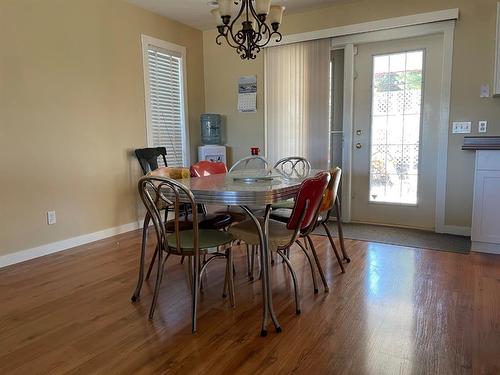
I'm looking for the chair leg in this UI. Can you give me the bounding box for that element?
[145,244,159,280]
[131,214,150,302]
[199,256,204,291]
[222,265,228,298]
[192,256,200,333]
[246,245,251,277]
[322,222,346,274]
[187,255,193,292]
[306,235,329,292]
[295,239,318,293]
[249,245,256,281]
[227,248,236,307]
[148,248,165,319]
[277,249,301,314]
[334,197,350,262]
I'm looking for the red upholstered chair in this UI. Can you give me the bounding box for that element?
[190,160,227,177]
[229,172,330,314]
[270,167,350,291]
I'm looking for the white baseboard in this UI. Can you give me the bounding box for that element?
[0,221,142,269]
[471,241,500,255]
[440,225,471,237]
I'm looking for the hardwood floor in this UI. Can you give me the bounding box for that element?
[0,231,499,374]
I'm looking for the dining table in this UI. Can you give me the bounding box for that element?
[132,168,321,336]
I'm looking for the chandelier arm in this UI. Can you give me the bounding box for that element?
[255,19,270,44]
[254,31,283,48]
[248,1,265,44]
[220,15,248,51]
[226,32,247,50]
[227,18,246,47]
[248,1,261,23]
[227,0,247,37]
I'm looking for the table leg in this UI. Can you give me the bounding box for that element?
[241,205,281,336]
[131,212,150,302]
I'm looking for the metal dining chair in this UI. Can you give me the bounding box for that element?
[272,156,312,210]
[229,172,330,313]
[131,175,235,333]
[143,167,231,277]
[270,167,350,292]
[274,156,311,177]
[228,156,273,274]
[228,155,269,172]
[191,160,257,280]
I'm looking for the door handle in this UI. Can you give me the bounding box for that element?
[356,143,362,149]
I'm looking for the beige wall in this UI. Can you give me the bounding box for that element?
[0,0,205,255]
[203,0,500,228]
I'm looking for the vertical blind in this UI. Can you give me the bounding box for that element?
[265,39,331,169]
[146,46,186,167]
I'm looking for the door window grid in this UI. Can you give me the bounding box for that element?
[369,50,424,204]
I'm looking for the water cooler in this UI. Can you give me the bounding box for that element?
[198,114,227,164]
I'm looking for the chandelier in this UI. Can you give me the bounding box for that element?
[211,0,285,60]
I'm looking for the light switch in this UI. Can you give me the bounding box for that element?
[47,210,56,225]
[479,121,488,133]
[452,122,471,134]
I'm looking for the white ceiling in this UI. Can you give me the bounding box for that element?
[127,0,340,31]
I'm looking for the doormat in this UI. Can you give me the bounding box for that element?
[314,222,471,254]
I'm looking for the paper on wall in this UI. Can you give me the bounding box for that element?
[238,75,257,112]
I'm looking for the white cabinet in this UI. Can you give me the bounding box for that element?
[471,150,500,254]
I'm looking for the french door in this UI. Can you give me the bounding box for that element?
[350,34,444,229]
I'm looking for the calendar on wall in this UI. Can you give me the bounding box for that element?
[237,75,257,112]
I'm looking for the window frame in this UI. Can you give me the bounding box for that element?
[367,48,426,207]
[141,34,190,166]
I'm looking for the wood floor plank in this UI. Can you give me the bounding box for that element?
[0,230,499,374]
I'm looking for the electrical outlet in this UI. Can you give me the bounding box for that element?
[452,122,471,134]
[47,211,56,225]
[479,121,488,133]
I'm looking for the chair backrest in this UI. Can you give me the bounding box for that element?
[274,157,311,178]
[138,175,199,255]
[190,160,227,177]
[287,172,330,231]
[319,167,342,213]
[228,155,269,173]
[135,147,168,175]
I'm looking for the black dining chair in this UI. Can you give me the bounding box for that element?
[135,147,168,174]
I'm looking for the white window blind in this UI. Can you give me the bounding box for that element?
[143,38,188,167]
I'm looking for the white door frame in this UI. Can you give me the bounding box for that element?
[332,20,455,234]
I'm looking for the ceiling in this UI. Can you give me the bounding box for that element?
[127,0,340,31]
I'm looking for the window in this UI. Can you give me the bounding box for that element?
[369,50,424,205]
[142,35,189,167]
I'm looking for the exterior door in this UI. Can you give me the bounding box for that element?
[351,34,443,230]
